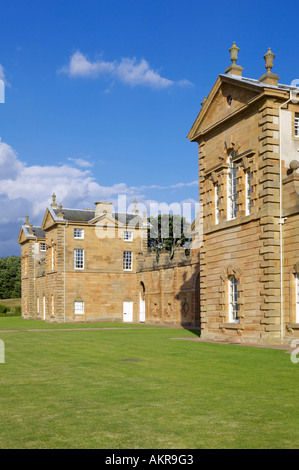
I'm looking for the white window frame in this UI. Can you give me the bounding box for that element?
[74,249,84,270]
[245,170,253,216]
[123,251,133,271]
[215,184,220,225]
[228,275,239,323]
[74,228,84,239]
[40,243,46,252]
[51,245,54,270]
[74,301,84,315]
[296,274,299,323]
[37,296,40,314]
[123,231,133,242]
[227,153,238,220]
[295,116,299,137]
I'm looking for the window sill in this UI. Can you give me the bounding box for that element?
[287,323,299,330]
[207,212,260,234]
[221,322,243,330]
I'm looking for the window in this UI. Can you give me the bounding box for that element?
[74,228,84,239]
[40,243,46,252]
[51,245,54,270]
[227,153,238,220]
[123,251,133,271]
[295,115,299,137]
[124,231,133,241]
[74,301,84,315]
[215,184,220,225]
[296,274,299,323]
[245,170,253,216]
[228,275,239,323]
[74,249,84,269]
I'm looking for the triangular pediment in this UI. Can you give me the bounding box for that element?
[89,213,123,227]
[41,208,56,230]
[188,75,262,141]
[18,227,29,244]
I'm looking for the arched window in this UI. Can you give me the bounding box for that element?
[227,152,238,220]
[228,275,239,323]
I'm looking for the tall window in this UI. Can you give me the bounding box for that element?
[245,170,253,216]
[295,115,299,137]
[228,275,239,323]
[74,301,84,315]
[227,153,238,220]
[40,243,46,252]
[74,249,84,269]
[296,274,299,323]
[123,251,133,271]
[215,184,220,225]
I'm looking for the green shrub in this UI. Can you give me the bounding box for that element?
[0,304,8,314]
[14,306,22,316]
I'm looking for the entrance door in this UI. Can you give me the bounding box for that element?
[139,293,145,322]
[123,302,133,322]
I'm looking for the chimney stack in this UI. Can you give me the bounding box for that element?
[94,201,113,217]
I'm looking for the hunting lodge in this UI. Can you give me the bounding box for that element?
[19,44,299,345]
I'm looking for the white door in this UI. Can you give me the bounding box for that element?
[139,293,145,323]
[123,302,133,323]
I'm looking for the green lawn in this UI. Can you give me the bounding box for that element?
[0,317,298,449]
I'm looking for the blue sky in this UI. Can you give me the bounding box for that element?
[0,0,298,257]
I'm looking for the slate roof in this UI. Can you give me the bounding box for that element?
[51,207,147,226]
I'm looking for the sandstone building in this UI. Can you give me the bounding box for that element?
[19,45,299,344]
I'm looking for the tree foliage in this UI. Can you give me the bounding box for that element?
[147,214,191,258]
[0,256,21,299]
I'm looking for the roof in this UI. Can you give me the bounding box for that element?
[50,207,148,226]
[20,225,46,240]
[219,73,298,92]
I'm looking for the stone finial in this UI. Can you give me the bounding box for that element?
[132,199,139,215]
[51,192,58,208]
[25,215,30,226]
[225,42,243,77]
[264,47,275,73]
[259,48,279,86]
[229,42,239,64]
[57,203,64,219]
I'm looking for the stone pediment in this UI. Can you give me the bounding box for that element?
[41,208,57,230]
[187,75,262,142]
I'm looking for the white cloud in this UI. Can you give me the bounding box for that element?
[0,139,198,256]
[67,157,94,168]
[59,51,193,89]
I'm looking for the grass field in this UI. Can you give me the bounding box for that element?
[0,317,298,449]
